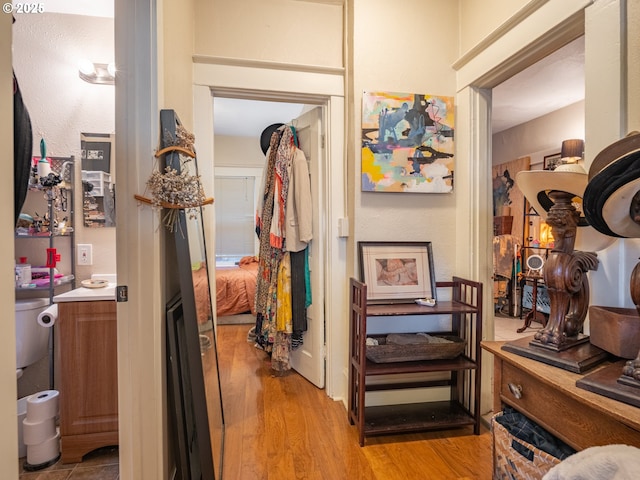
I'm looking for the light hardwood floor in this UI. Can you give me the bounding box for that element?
[217,324,493,480]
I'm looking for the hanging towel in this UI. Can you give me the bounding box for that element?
[493,234,519,278]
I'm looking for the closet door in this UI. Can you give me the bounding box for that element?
[289,107,325,388]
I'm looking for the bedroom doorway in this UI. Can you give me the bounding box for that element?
[211,96,327,389]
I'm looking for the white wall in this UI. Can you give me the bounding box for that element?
[12,13,116,281]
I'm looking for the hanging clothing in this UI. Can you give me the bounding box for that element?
[276,253,292,333]
[284,147,313,252]
[255,130,283,352]
[270,127,294,248]
[254,125,313,371]
[290,248,307,333]
[13,72,33,225]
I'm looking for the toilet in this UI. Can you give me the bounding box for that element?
[15,298,51,379]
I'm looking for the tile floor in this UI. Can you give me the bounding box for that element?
[494,310,544,341]
[18,446,118,479]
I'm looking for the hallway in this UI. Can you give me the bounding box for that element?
[216,323,493,479]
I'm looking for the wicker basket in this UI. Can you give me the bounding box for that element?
[492,413,561,480]
[365,334,466,363]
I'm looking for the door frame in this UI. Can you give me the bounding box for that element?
[192,60,347,400]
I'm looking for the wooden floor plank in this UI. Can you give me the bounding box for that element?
[216,324,492,479]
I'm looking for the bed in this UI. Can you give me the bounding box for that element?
[215,256,259,317]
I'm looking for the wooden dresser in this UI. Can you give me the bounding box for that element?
[482,340,640,451]
[57,300,118,463]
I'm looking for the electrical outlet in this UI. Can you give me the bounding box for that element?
[77,244,93,265]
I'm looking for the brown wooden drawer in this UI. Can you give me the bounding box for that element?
[500,362,640,450]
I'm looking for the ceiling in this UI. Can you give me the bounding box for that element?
[492,36,585,133]
[212,98,306,139]
[39,0,585,137]
[29,0,113,17]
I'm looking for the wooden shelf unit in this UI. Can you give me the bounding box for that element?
[348,277,483,446]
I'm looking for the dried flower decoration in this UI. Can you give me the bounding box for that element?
[176,124,195,153]
[135,125,213,232]
[146,163,207,232]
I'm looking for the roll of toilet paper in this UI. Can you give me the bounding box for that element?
[26,431,60,466]
[26,390,59,423]
[37,304,58,328]
[18,397,28,458]
[22,417,56,446]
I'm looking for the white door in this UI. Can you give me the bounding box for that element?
[289,106,325,388]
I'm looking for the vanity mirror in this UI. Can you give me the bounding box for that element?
[81,132,115,227]
[161,110,225,480]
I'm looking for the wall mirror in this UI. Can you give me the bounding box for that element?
[81,132,115,227]
[161,110,225,480]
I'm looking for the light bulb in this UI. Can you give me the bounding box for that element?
[78,59,95,76]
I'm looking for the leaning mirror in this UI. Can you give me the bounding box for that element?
[160,110,225,480]
[81,132,115,227]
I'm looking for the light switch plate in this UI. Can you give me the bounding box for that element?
[77,244,93,265]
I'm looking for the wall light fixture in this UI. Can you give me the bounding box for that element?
[78,60,116,85]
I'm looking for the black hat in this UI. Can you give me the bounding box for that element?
[583,131,640,238]
[260,123,285,156]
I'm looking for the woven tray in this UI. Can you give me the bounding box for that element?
[366,334,466,363]
[492,413,561,479]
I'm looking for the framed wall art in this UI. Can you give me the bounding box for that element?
[361,91,454,193]
[358,241,436,303]
[543,152,561,171]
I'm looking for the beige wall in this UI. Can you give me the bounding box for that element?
[214,135,265,168]
[629,0,640,132]
[351,0,459,281]
[492,100,585,166]
[1,12,19,479]
[194,0,343,68]
[458,0,530,55]
[161,0,196,131]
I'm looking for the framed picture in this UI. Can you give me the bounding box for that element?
[358,241,436,303]
[543,152,561,171]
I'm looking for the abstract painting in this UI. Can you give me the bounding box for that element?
[361,91,454,193]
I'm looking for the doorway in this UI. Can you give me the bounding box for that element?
[211,98,326,387]
[489,36,586,339]
[193,61,346,398]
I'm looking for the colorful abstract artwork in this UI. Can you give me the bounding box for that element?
[361,91,454,193]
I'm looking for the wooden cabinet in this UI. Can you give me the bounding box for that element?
[348,277,483,446]
[57,300,118,463]
[482,341,640,451]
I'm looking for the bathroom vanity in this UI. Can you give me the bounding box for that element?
[54,283,117,463]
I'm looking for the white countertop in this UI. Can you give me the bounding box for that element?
[54,282,117,302]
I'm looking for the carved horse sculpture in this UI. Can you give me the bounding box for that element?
[533,190,598,350]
